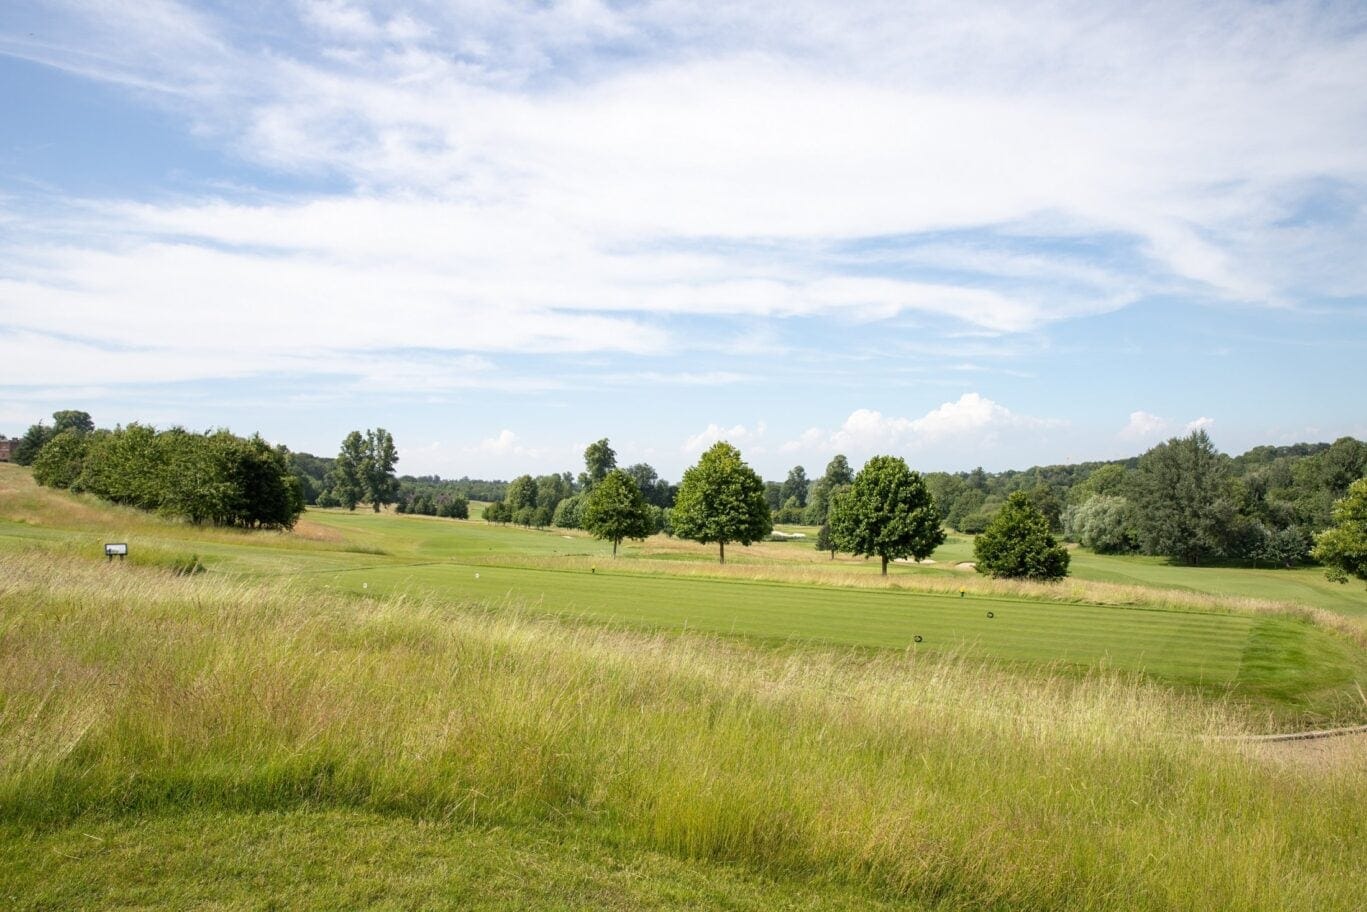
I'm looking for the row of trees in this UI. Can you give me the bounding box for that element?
[22,412,302,529]
[572,443,1066,581]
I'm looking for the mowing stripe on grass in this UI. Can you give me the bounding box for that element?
[319,561,1257,685]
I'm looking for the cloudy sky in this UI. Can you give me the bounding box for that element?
[2,1,1364,480]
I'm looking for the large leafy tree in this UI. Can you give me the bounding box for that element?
[671,441,772,564]
[581,469,654,556]
[828,455,945,575]
[329,431,367,510]
[1129,430,1234,564]
[1063,494,1136,553]
[1313,478,1367,588]
[973,491,1070,581]
[362,428,400,512]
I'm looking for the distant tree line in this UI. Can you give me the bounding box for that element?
[289,453,506,511]
[20,411,302,529]
[893,433,1364,568]
[10,408,1361,577]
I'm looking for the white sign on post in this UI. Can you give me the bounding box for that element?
[105,543,128,560]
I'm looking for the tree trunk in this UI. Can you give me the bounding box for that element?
[719,541,725,564]
[881,555,888,576]
[613,539,618,557]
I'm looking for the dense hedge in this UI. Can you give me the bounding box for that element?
[32,423,302,529]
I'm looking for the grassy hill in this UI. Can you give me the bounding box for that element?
[2,464,1365,909]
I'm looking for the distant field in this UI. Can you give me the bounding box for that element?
[2,464,1364,722]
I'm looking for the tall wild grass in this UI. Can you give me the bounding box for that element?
[1,551,1362,910]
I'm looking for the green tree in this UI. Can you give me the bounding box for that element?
[776,495,804,524]
[580,438,617,490]
[623,463,673,508]
[973,491,1070,581]
[1063,494,1136,553]
[581,469,654,556]
[763,481,783,512]
[823,454,854,487]
[1068,463,1128,505]
[1313,478,1367,587]
[1129,430,1234,564]
[329,432,367,511]
[780,465,809,507]
[671,442,772,564]
[1026,483,1063,532]
[505,475,539,513]
[12,422,54,466]
[439,496,470,519]
[802,456,855,526]
[30,429,89,489]
[362,428,400,512]
[828,456,945,575]
[553,494,584,529]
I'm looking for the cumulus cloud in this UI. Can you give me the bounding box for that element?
[784,393,1061,458]
[1119,411,1170,440]
[681,421,767,455]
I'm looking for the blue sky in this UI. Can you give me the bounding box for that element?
[1,1,1364,481]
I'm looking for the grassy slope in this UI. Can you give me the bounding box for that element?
[2,464,1364,723]
[2,553,1364,911]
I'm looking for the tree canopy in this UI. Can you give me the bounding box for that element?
[580,438,617,490]
[828,455,945,575]
[780,465,809,508]
[973,491,1070,581]
[581,469,655,556]
[1129,430,1233,565]
[1313,478,1367,587]
[671,441,772,564]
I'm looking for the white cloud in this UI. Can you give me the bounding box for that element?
[1119,410,1170,440]
[681,421,767,455]
[476,430,523,455]
[784,393,1061,458]
[1184,416,1215,433]
[1,0,1365,397]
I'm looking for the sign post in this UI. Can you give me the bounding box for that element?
[105,543,128,561]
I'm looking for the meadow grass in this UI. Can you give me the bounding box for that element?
[2,551,1363,910]
[4,464,1365,725]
